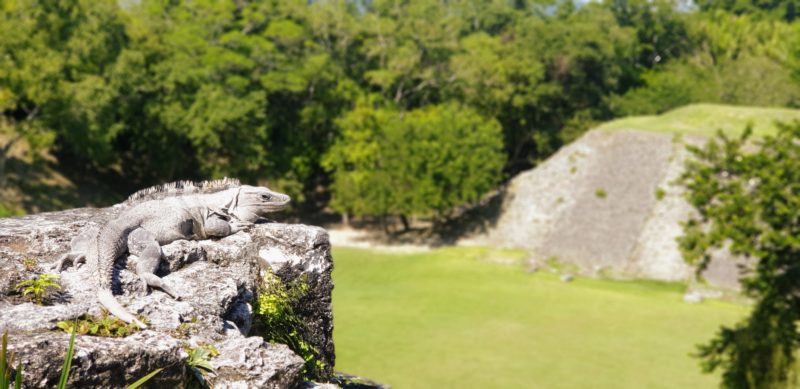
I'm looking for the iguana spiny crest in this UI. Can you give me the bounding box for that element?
[124,177,242,205]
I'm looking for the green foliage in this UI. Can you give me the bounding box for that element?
[607,0,692,68]
[57,322,76,389]
[1,326,78,389]
[173,317,199,339]
[15,273,60,305]
[612,12,800,115]
[595,188,608,199]
[614,55,800,116]
[0,205,24,218]
[655,187,666,200]
[0,0,125,164]
[252,271,325,380]
[680,123,800,387]
[185,343,219,388]
[56,312,143,337]
[1,332,22,389]
[323,102,504,220]
[125,368,163,389]
[598,103,800,138]
[697,0,800,21]
[13,365,20,389]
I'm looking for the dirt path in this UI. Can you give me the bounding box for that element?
[327,228,430,252]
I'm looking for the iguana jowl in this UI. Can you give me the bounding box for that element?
[62,178,290,328]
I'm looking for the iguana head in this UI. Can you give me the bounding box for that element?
[229,185,291,222]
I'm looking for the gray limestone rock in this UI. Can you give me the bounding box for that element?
[211,336,305,389]
[0,207,335,388]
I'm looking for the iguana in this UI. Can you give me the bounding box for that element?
[55,178,291,328]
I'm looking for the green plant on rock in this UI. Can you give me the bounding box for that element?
[2,323,79,389]
[21,258,38,272]
[252,271,325,379]
[1,332,23,389]
[57,323,77,389]
[56,312,144,338]
[654,187,666,200]
[15,273,60,305]
[173,317,199,339]
[185,343,219,389]
[594,188,607,199]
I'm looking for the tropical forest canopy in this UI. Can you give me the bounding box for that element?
[1,0,799,219]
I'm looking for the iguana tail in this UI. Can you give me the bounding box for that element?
[98,289,147,329]
[93,219,148,329]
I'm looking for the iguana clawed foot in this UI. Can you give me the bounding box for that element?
[230,220,255,233]
[51,252,86,272]
[139,273,182,300]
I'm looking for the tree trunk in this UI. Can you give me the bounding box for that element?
[0,135,21,188]
[381,215,390,234]
[399,214,411,232]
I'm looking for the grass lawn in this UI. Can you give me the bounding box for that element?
[332,246,747,388]
[596,103,800,138]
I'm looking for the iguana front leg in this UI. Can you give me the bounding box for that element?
[203,212,252,237]
[128,228,180,299]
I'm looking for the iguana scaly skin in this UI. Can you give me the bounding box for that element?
[64,178,290,328]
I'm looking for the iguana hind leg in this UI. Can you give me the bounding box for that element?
[128,228,180,299]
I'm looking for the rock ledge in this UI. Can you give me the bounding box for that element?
[0,207,334,388]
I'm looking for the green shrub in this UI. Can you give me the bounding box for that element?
[323,102,505,221]
[16,274,60,305]
[252,271,325,379]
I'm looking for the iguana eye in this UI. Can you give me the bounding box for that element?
[261,194,271,201]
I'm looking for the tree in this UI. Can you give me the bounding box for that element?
[499,5,638,166]
[697,0,800,21]
[680,123,800,387]
[115,0,361,195]
[606,0,692,69]
[322,101,504,227]
[611,12,800,115]
[0,0,127,184]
